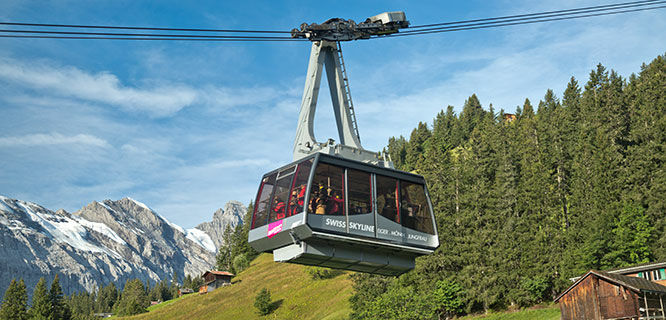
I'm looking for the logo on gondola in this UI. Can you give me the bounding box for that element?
[267,220,283,238]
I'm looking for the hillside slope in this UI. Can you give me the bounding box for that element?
[125,254,353,320]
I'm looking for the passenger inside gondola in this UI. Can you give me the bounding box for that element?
[326,189,344,215]
[273,197,286,220]
[288,184,306,216]
[313,187,328,214]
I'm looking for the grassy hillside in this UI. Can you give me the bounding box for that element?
[460,305,560,320]
[123,253,353,320]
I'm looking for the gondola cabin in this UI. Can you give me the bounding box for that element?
[248,153,439,276]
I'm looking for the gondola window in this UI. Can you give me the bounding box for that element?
[268,165,296,223]
[376,175,399,223]
[252,173,276,229]
[348,169,372,215]
[309,163,345,215]
[400,181,435,234]
[286,159,313,217]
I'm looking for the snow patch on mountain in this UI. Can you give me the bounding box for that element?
[127,197,154,213]
[15,201,117,256]
[185,228,216,253]
[72,216,126,245]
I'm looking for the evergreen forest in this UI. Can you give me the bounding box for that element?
[349,54,666,319]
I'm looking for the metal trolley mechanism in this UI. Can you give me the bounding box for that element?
[248,12,439,276]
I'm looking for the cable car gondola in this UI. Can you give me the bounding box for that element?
[248,12,439,276]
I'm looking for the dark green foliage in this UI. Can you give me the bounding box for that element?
[94,282,117,313]
[305,267,342,280]
[216,202,259,274]
[113,279,148,316]
[30,278,51,320]
[516,277,551,307]
[233,253,250,274]
[49,274,71,320]
[349,274,394,320]
[253,288,273,316]
[0,278,28,320]
[350,54,666,318]
[364,285,435,320]
[148,279,172,302]
[66,291,96,320]
[431,279,465,319]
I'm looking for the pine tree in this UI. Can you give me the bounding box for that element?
[49,274,70,320]
[169,271,179,300]
[29,277,51,320]
[95,282,117,313]
[113,279,148,316]
[625,55,666,258]
[254,288,273,316]
[0,279,28,320]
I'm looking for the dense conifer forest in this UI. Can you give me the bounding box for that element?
[350,54,666,319]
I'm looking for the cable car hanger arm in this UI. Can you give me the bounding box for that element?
[292,12,407,167]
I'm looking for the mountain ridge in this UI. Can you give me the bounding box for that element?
[0,195,241,296]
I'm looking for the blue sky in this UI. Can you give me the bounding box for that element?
[1,0,665,228]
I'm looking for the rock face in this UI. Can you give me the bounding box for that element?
[195,201,246,250]
[0,196,216,296]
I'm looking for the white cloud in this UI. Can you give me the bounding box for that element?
[0,58,197,117]
[199,86,281,110]
[0,133,110,148]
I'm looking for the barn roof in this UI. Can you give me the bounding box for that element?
[604,261,666,274]
[203,270,234,277]
[555,270,666,302]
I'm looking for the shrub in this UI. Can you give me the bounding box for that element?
[516,276,551,307]
[233,254,250,274]
[431,279,465,319]
[254,288,272,316]
[306,267,341,280]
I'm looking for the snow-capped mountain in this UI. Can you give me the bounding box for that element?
[194,201,246,250]
[0,196,217,296]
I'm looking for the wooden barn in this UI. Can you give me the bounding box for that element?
[555,270,666,320]
[199,270,234,294]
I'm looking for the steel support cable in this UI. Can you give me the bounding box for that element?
[0,28,300,40]
[401,0,666,34]
[379,4,666,38]
[407,0,662,29]
[0,35,305,41]
[0,21,291,34]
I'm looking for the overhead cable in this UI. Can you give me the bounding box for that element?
[0,22,292,34]
[0,29,300,40]
[407,0,662,29]
[382,2,666,38]
[0,0,664,41]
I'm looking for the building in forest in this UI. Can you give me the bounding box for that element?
[502,113,517,122]
[570,261,666,285]
[198,270,234,294]
[556,270,666,320]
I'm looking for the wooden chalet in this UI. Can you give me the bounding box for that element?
[199,270,234,294]
[503,113,517,122]
[555,270,666,320]
[178,288,194,297]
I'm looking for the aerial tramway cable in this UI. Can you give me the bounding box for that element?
[390,2,666,38]
[0,0,664,41]
[407,0,663,29]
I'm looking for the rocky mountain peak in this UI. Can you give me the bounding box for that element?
[196,201,247,250]
[0,195,216,297]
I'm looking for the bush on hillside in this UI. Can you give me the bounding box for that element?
[233,254,250,274]
[254,288,273,316]
[306,267,342,280]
